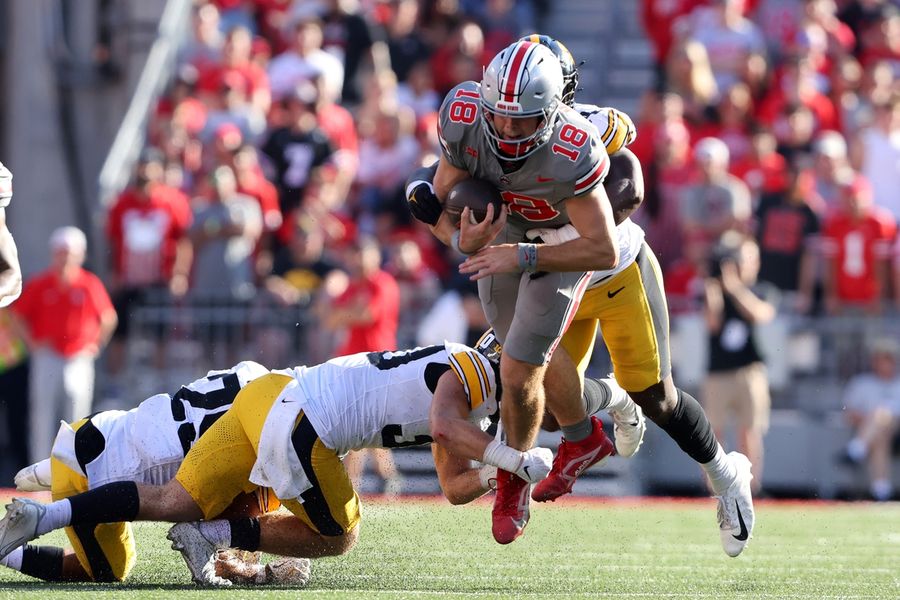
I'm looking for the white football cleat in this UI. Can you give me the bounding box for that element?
[716,452,755,557]
[14,460,52,492]
[610,399,646,458]
[167,522,231,586]
[0,498,45,560]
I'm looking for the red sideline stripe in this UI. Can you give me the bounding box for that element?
[502,42,532,103]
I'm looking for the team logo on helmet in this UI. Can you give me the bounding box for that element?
[480,41,564,161]
[520,34,579,107]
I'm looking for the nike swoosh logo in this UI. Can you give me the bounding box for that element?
[280,399,295,404]
[607,286,625,298]
[522,466,532,479]
[536,176,554,182]
[732,500,748,541]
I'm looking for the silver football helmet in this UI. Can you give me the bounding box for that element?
[480,40,564,161]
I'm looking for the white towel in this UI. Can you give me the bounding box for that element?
[249,377,313,503]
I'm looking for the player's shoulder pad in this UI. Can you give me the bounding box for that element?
[574,103,637,155]
[443,341,496,410]
[438,81,482,147]
[550,108,610,196]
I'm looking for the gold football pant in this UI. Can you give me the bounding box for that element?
[175,373,361,536]
[562,243,672,392]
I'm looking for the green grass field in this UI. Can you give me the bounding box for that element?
[0,496,897,599]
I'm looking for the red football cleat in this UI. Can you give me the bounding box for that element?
[532,416,615,503]
[491,469,531,544]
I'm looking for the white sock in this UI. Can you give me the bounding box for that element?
[36,500,73,536]
[602,378,631,415]
[701,445,738,495]
[0,546,23,571]
[871,479,892,501]
[847,438,867,462]
[198,519,232,547]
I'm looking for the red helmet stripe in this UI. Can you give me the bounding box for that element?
[501,41,533,103]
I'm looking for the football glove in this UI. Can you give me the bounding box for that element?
[514,447,554,483]
[405,163,442,226]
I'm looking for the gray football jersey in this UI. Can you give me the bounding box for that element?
[439,81,609,231]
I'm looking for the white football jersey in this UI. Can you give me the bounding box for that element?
[574,102,646,285]
[290,342,499,456]
[0,162,11,208]
[50,361,270,488]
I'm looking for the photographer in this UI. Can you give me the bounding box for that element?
[703,232,777,494]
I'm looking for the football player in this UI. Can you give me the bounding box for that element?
[520,35,756,557]
[1,361,277,582]
[0,162,22,307]
[407,36,755,557]
[0,339,555,586]
[415,39,621,546]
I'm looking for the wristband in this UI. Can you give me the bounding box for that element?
[451,230,472,256]
[516,243,539,272]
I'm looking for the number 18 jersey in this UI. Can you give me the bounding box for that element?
[438,81,609,230]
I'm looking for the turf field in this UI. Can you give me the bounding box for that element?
[0,495,897,599]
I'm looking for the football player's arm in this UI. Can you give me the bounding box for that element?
[431,443,493,505]
[532,184,619,272]
[604,148,644,225]
[0,209,22,307]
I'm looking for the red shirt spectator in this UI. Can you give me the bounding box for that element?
[327,237,400,355]
[641,0,707,65]
[730,129,788,198]
[107,156,193,289]
[821,176,896,309]
[756,58,839,133]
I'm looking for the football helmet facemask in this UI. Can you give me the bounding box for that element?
[520,34,579,107]
[480,41,564,161]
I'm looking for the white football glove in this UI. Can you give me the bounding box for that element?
[526,224,580,246]
[514,447,554,483]
[14,460,52,492]
[265,557,312,585]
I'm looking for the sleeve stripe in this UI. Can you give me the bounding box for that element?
[448,352,487,410]
[574,156,610,195]
[601,111,616,145]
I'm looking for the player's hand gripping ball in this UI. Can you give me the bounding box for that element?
[445,178,504,226]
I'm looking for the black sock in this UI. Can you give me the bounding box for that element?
[20,545,65,582]
[68,481,140,525]
[659,389,718,464]
[583,377,612,415]
[229,517,261,552]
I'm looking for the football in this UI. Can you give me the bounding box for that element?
[444,178,504,226]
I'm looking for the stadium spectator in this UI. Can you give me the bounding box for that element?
[821,174,896,315]
[189,165,263,303]
[260,81,335,218]
[416,275,490,348]
[197,25,271,116]
[180,2,224,72]
[105,148,192,376]
[663,38,719,126]
[841,336,900,501]
[806,129,852,209]
[0,307,29,482]
[757,55,839,134]
[829,55,866,134]
[384,0,431,83]
[320,0,389,104]
[397,60,441,119]
[356,106,420,236]
[773,103,817,166]
[730,126,789,202]
[387,238,441,348]
[679,137,752,258]
[754,164,822,314]
[639,118,696,270]
[311,72,360,206]
[703,233,776,493]
[267,8,344,102]
[856,7,900,76]
[10,227,117,462]
[319,235,403,496]
[429,20,485,96]
[682,0,768,93]
[641,0,707,81]
[699,82,755,165]
[851,95,900,222]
